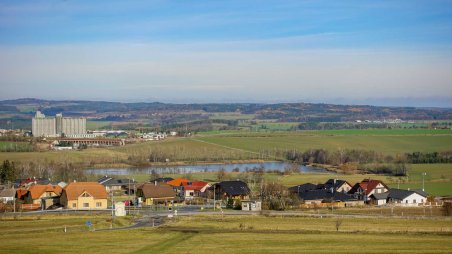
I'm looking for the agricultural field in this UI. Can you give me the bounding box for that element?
[0,214,451,253]
[195,132,452,154]
[86,121,112,130]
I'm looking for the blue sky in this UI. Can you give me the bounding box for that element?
[0,0,451,106]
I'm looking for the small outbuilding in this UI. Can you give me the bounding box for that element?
[115,202,126,216]
[241,200,261,211]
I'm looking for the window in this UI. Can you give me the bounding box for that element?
[405,200,408,203]
[413,199,416,203]
[83,203,89,208]
[96,202,101,207]
[421,199,424,203]
[72,203,76,208]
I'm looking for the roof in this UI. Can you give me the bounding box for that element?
[16,189,28,199]
[388,188,428,200]
[216,181,250,196]
[15,177,50,187]
[98,176,136,186]
[349,179,388,195]
[28,185,62,199]
[181,181,210,191]
[324,179,351,190]
[167,178,190,187]
[288,183,318,193]
[0,188,15,198]
[150,177,174,183]
[137,183,176,199]
[299,189,356,202]
[370,192,389,200]
[63,182,108,201]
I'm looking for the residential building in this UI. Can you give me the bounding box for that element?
[288,183,318,194]
[298,189,358,205]
[60,182,108,209]
[349,179,389,201]
[370,192,389,206]
[0,188,15,203]
[180,181,210,199]
[324,179,352,193]
[213,181,250,200]
[24,184,62,209]
[98,176,137,194]
[136,183,176,206]
[387,189,428,206]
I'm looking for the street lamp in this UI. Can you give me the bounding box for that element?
[422,172,427,191]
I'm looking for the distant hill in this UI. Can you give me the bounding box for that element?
[0,98,451,130]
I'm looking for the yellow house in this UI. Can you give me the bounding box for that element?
[61,182,108,209]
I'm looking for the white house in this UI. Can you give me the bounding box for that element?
[0,188,15,203]
[387,189,428,206]
[370,192,388,206]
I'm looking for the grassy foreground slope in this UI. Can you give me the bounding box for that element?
[1,214,451,254]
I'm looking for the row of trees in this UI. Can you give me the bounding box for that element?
[0,160,87,184]
[406,152,452,164]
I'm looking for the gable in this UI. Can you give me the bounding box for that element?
[79,191,93,198]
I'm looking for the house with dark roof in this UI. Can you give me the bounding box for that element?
[298,189,358,205]
[98,176,137,194]
[60,182,108,209]
[149,177,174,183]
[14,177,50,188]
[214,181,250,200]
[288,183,318,194]
[136,182,176,206]
[349,179,389,201]
[370,192,389,206]
[324,179,352,193]
[387,189,428,206]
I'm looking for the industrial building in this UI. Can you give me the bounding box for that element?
[32,111,86,137]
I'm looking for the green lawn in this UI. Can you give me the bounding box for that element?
[1,214,451,253]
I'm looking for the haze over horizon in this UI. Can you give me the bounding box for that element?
[1,1,451,107]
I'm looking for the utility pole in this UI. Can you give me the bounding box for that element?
[422,172,426,191]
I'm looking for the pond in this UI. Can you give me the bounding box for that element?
[85,161,328,175]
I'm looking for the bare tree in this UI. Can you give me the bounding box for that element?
[335,219,343,232]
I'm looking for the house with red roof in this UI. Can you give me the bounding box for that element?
[23,184,63,209]
[181,181,210,199]
[348,179,389,201]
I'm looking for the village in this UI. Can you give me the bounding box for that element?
[0,174,443,216]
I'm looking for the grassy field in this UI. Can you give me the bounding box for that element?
[1,129,450,165]
[86,121,112,130]
[0,214,450,253]
[0,141,33,152]
[196,133,452,154]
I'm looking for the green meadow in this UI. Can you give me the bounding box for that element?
[0,214,451,253]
